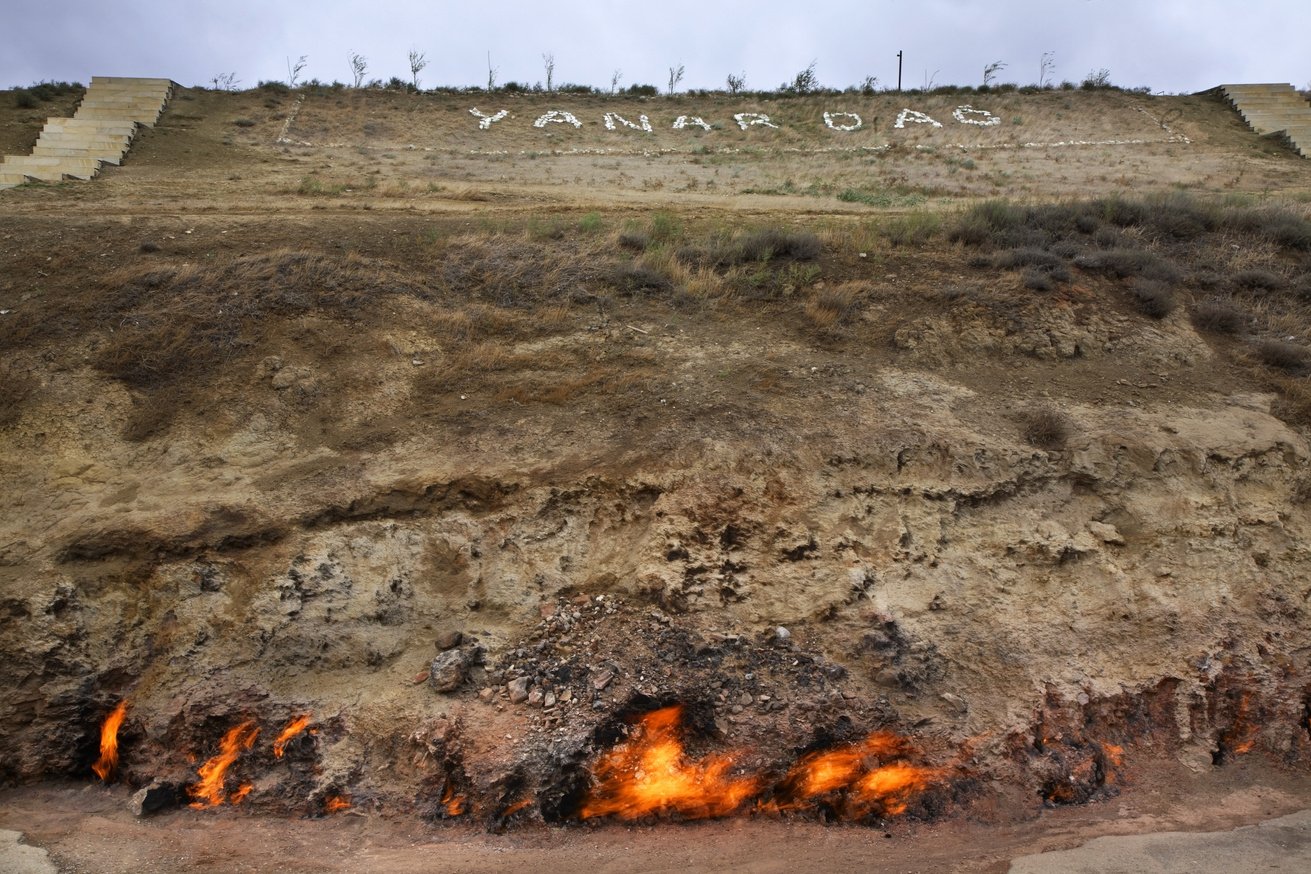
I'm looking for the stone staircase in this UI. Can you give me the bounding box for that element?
[0,76,174,189]
[1216,83,1311,158]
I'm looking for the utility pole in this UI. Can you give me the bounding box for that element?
[896,50,903,92]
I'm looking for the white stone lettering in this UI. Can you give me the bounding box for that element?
[673,115,713,131]
[603,112,653,133]
[952,105,1001,126]
[734,112,779,131]
[823,111,863,132]
[468,108,509,130]
[533,110,583,129]
[894,109,942,129]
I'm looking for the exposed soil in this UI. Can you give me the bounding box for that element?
[2,84,1310,868]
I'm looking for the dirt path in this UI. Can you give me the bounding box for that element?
[1,764,1308,874]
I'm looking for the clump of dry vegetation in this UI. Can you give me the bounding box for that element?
[1022,406,1071,451]
[803,282,867,329]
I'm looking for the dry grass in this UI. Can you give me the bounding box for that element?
[803,282,867,329]
[1022,406,1071,451]
[1191,299,1247,334]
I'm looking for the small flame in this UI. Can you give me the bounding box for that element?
[580,705,760,821]
[500,798,533,818]
[272,714,312,759]
[230,782,254,804]
[852,762,937,816]
[189,720,260,808]
[440,783,467,817]
[91,700,129,782]
[324,794,351,813]
[775,732,938,817]
[1101,742,1125,768]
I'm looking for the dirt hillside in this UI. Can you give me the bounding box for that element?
[1,84,1310,863]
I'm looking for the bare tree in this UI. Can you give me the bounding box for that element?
[349,52,367,88]
[983,60,1006,88]
[408,49,427,90]
[210,72,241,92]
[487,52,497,91]
[790,61,819,94]
[859,75,879,95]
[667,63,685,96]
[610,69,623,95]
[726,72,745,95]
[542,52,555,92]
[286,55,307,88]
[1039,51,1056,89]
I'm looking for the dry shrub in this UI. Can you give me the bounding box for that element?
[1252,339,1311,375]
[1073,248,1181,282]
[1022,406,1071,450]
[1231,269,1285,292]
[1191,299,1247,334]
[92,250,428,389]
[804,282,866,328]
[1129,279,1176,319]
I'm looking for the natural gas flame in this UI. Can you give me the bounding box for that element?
[440,783,467,817]
[580,705,759,821]
[774,731,938,817]
[272,714,312,758]
[851,762,938,816]
[1101,742,1125,768]
[230,782,254,804]
[324,794,351,813]
[91,700,129,782]
[188,720,260,808]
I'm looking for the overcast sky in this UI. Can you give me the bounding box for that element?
[5,1,1309,95]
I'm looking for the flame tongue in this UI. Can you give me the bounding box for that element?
[189,720,260,808]
[91,700,129,782]
[777,730,938,817]
[579,705,760,821]
[272,714,312,758]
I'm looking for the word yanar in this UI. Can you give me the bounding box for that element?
[467,105,1003,133]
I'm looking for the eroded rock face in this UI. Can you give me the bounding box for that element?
[2,302,1309,819]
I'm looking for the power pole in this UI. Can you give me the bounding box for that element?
[896,50,903,92]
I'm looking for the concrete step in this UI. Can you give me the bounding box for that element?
[45,118,138,133]
[32,146,123,164]
[91,76,174,87]
[37,131,132,148]
[1,156,101,179]
[74,110,160,124]
[0,171,31,185]
[79,97,166,109]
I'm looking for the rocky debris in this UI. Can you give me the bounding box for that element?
[430,647,472,694]
[1087,521,1125,545]
[435,630,463,651]
[129,781,179,817]
[591,670,615,691]
[507,677,531,704]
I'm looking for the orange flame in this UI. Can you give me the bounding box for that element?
[91,700,129,782]
[324,794,351,813]
[440,783,467,817]
[188,720,260,808]
[774,731,938,817]
[580,705,760,821]
[852,762,938,816]
[272,714,312,758]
